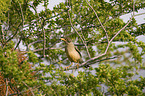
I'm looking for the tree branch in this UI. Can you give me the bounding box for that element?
[14,38,22,50]
[27,40,43,49]
[5,22,22,45]
[64,0,135,70]
[86,0,109,43]
[63,56,120,70]
[22,40,60,54]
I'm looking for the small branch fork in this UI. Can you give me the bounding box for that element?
[22,81,35,96]
[66,0,135,70]
[85,0,109,43]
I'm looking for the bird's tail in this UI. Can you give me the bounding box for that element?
[79,58,89,68]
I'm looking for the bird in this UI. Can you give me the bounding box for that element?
[60,37,83,69]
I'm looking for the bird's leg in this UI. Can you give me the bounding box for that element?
[76,62,79,69]
[65,62,73,70]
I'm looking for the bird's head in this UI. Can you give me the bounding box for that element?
[60,37,72,43]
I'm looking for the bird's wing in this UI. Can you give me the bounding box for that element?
[75,46,82,57]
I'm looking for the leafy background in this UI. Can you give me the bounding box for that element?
[0,0,145,95]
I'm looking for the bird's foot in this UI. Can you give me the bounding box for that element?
[65,63,73,70]
[65,66,70,70]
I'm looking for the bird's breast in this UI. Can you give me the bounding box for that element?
[65,45,81,63]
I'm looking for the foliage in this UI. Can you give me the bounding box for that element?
[0,0,145,95]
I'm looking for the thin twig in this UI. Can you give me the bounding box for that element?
[28,40,43,49]
[14,38,22,50]
[8,85,41,96]
[109,16,133,44]
[17,1,25,50]
[22,81,35,96]
[5,78,8,96]
[21,39,60,54]
[67,8,91,58]
[21,47,57,54]
[86,0,109,43]
[1,25,5,40]
[0,25,5,47]
[43,26,46,57]
[80,30,91,58]
[18,1,24,26]
[78,4,91,58]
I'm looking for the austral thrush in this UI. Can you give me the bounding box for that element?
[60,37,83,69]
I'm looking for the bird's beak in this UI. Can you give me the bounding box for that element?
[60,38,66,41]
